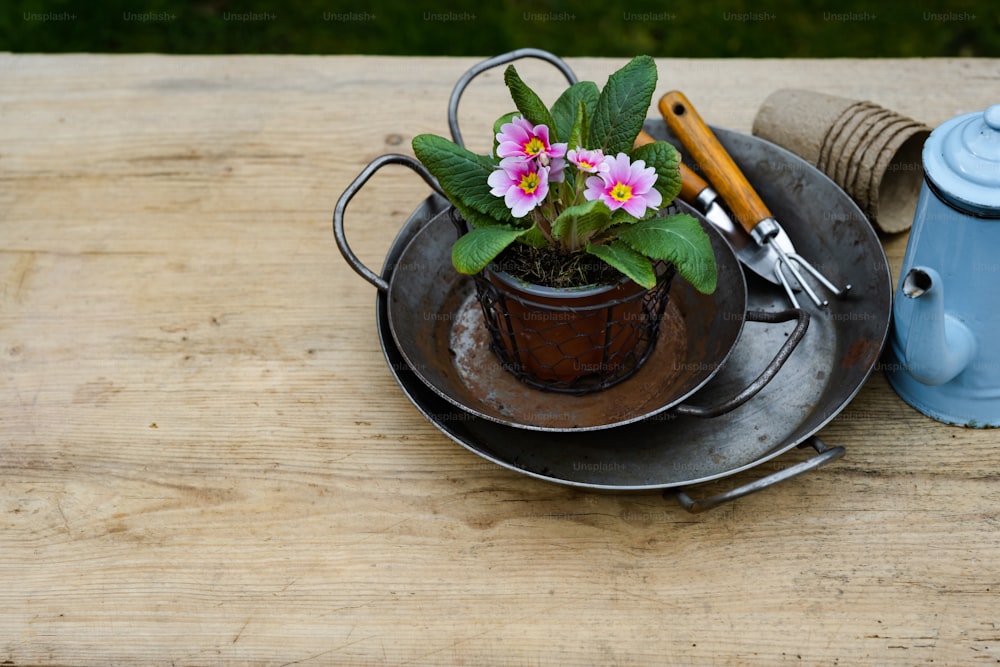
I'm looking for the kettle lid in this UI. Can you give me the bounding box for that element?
[923,104,1000,216]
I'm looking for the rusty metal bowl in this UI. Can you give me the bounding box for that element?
[335,156,807,432]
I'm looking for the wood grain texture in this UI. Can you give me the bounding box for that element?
[2,53,1000,666]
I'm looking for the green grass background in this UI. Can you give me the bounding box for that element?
[2,0,998,56]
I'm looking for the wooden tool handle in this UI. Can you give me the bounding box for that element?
[658,91,772,233]
[634,129,656,147]
[633,129,710,205]
[677,162,711,204]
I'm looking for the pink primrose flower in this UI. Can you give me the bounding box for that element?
[583,153,661,218]
[546,153,567,183]
[488,156,550,218]
[567,147,608,174]
[496,116,567,163]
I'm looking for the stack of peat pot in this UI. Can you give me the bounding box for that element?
[753,89,931,234]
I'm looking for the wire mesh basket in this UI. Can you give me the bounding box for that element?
[473,262,675,394]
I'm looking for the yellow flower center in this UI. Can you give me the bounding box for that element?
[523,137,545,156]
[579,160,595,170]
[519,171,541,194]
[610,182,633,203]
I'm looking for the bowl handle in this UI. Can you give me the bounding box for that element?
[333,153,444,292]
[672,308,811,418]
[448,48,578,148]
[669,437,845,513]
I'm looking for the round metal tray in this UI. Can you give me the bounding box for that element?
[357,125,892,509]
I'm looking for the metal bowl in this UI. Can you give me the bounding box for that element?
[338,160,807,432]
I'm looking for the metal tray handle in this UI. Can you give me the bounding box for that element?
[333,153,444,292]
[337,49,575,291]
[671,436,845,513]
[448,48,577,148]
[672,308,810,418]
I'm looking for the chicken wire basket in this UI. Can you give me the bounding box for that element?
[472,259,675,394]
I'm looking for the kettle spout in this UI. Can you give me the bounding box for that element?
[898,266,976,386]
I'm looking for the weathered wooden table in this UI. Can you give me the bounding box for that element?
[2,54,999,665]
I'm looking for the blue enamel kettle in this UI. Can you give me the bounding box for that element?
[886,104,1000,427]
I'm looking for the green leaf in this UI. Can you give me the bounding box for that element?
[567,100,588,156]
[452,226,527,275]
[586,241,657,289]
[551,200,613,253]
[412,134,513,228]
[518,224,548,248]
[550,81,599,147]
[609,207,641,226]
[589,56,658,155]
[503,65,557,135]
[630,140,683,208]
[615,214,718,294]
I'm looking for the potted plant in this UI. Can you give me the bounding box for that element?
[412,55,718,392]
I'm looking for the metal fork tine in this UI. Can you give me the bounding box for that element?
[771,245,852,309]
[773,245,827,307]
[786,252,853,298]
[774,259,802,309]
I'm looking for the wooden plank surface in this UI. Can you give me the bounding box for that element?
[2,53,1000,666]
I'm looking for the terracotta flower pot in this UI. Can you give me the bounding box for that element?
[474,264,675,393]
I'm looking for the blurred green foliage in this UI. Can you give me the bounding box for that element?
[2,0,998,56]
